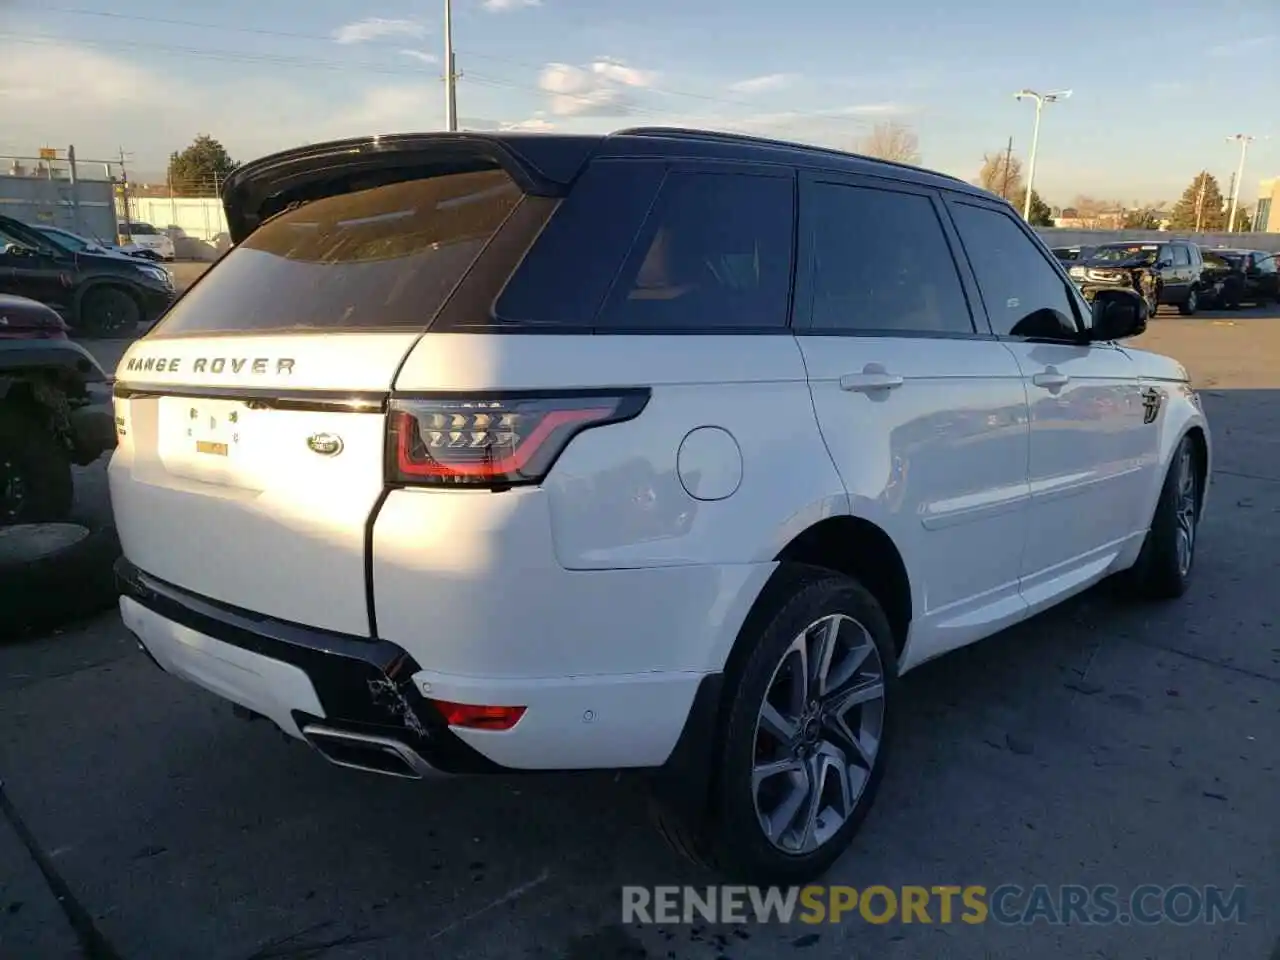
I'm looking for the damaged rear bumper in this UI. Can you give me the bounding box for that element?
[115,558,502,776]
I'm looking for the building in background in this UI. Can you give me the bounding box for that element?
[1255,177,1278,232]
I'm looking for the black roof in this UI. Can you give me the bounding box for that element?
[221,126,993,241]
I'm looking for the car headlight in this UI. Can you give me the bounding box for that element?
[139,265,171,285]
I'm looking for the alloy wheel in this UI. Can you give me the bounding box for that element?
[1174,447,1198,577]
[751,613,886,855]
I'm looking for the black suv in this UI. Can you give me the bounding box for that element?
[0,214,174,336]
[1200,248,1279,308]
[1065,239,1207,317]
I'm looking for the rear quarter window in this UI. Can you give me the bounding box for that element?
[149,168,523,336]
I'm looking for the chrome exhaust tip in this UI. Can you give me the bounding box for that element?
[301,724,440,780]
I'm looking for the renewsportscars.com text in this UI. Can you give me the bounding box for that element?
[622,884,1247,927]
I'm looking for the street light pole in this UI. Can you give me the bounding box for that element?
[1014,88,1072,221]
[443,0,458,132]
[1225,134,1255,234]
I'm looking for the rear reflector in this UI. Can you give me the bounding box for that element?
[388,390,648,488]
[431,700,527,731]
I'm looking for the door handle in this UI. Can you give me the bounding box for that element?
[1032,369,1070,390]
[840,367,904,393]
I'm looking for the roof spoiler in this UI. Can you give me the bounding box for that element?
[220,132,596,244]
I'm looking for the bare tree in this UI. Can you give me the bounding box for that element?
[1070,195,1114,230]
[857,122,921,165]
[977,151,1023,202]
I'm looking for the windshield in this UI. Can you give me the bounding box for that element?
[121,222,158,235]
[35,227,87,252]
[1092,244,1159,265]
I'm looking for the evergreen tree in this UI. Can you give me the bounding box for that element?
[1168,172,1226,232]
[167,135,238,197]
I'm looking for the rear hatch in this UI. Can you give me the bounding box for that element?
[108,134,585,636]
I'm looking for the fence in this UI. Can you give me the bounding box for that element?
[119,195,228,243]
[0,154,117,241]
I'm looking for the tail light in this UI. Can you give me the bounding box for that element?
[431,700,526,731]
[388,390,649,488]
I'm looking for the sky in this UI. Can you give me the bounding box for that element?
[1,0,1277,207]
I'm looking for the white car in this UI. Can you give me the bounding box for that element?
[108,129,1210,884]
[116,221,175,261]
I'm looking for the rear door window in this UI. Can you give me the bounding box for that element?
[150,168,523,336]
[595,169,794,331]
[797,179,974,336]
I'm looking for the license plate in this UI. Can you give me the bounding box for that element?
[187,400,242,458]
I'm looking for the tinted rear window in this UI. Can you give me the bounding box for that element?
[150,168,522,336]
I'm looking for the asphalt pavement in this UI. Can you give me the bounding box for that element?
[1,311,1277,960]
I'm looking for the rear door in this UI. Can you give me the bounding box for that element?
[109,163,538,635]
[793,172,1032,663]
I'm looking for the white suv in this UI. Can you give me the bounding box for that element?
[109,128,1210,883]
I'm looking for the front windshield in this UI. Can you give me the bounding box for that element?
[0,219,53,251]
[1092,244,1159,265]
[123,222,158,235]
[35,228,83,253]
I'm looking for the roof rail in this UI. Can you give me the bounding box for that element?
[613,126,969,185]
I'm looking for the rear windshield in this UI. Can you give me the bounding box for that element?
[150,168,522,336]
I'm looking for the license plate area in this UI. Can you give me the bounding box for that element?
[158,397,257,486]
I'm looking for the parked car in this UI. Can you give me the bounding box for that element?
[1199,248,1280,309]
[0,214,174,336]
[1051,244,1095,263]
[109,129,1210,884]
[34,224,151,262]
[1,295,116,523]
[116,221,176,261]
[1065,239,1210,317]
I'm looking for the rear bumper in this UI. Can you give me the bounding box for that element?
[116,558,723,774]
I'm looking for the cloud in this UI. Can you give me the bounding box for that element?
[1208,34,1274,56]
[331,18,427,44]
[399,49,439,64]
[482,0,542,9]
[537,58,657,116]
[500,114,554,131]
[727,73,797,94]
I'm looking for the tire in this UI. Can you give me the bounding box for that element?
[0,523,122,638]
[653,566,898,884]
[1177,287,1199,317]
[77,285,141,336]
[1124,437,1202,600]
[0,405,73,525]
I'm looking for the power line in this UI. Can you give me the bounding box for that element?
[15,9,879,125]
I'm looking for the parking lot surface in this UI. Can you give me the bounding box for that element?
[2,312,1277,960]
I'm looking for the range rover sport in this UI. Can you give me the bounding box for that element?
[109,128,1210,884]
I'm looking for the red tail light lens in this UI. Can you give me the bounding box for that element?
[431,700,526,731]
[388,390,649,488]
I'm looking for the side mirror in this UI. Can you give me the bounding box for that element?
[2,241,32,257]
[1156,259,1172,269]
[1091,288,1147,342]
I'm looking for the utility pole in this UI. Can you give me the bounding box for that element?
[1001,136,1014,202]
[117,146,132,242]
[1193,172,1207,233]
[443,0,458,131]
[1225,134,1255,234]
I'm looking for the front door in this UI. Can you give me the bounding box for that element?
[794,173,1032,666]
[944,197,1152,605]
